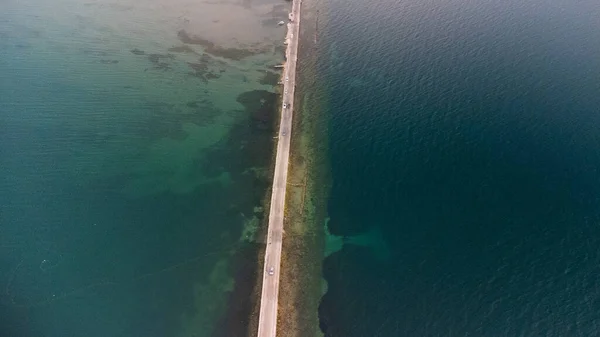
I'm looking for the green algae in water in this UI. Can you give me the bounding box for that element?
[0,0,287,335]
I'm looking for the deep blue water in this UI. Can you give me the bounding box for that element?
[318,0,600,336]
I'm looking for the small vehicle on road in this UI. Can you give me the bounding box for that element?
[268,267,275,276]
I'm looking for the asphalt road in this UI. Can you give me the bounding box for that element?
[256,0,302,336]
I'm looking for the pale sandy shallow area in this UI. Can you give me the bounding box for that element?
[1,0,289,192]
[3,0,285,46]
[1,0,289,336]
[2,0,286,102]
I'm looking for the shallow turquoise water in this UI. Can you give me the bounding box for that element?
[0,0,289,336]
[318,0,600,335]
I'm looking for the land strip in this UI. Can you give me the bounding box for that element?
[256,0,302,336]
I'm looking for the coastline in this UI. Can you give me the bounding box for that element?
[255,0,303,334]
[246,0,329,335]
[279,0,330,337]
[269,0,330,335]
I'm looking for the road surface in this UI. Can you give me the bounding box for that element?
[256,0,302,336]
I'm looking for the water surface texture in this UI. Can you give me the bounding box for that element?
[318,0,600,336]
[0,0,288,336]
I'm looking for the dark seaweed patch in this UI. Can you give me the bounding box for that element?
[187,62,208,82]
[212,243,261,337]
[187,61,208,74]
[259,71,280,86]
[147,53,175,71]
[274,45,286,56]
[177,30,261,61]
[201,89,278,182]
[99,59,119,64]
[236,90,278,133]
[205,72,220,80]
[186,54,223,82]
[138,99,224,141]
[236,90,277,115]
[187,88,279,336]
[167,45,199,54]
[130,48,145,55]
[130,49,174,71]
